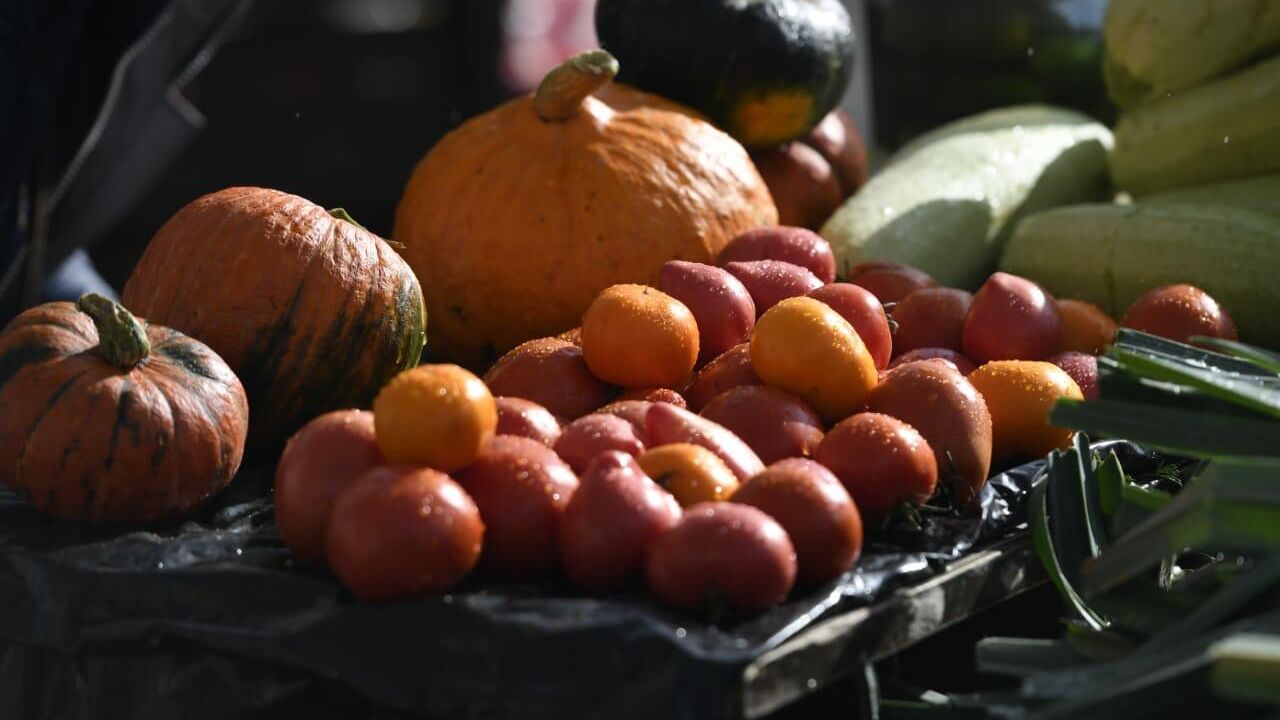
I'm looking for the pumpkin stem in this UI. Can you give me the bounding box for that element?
[76,293,151,368]
[328,207,368,232]
[534,49,619,122]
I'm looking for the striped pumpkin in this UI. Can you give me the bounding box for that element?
[123,188,426,451]
[0,294,248,523]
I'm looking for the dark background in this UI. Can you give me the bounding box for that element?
[89,0,512,289]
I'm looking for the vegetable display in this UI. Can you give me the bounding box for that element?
[0,295,248,523]
[394,50,776,366]
[821,105,1114,288]
[122,188,425,451]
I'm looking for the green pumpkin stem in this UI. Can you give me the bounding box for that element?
[328,207,368,232]
[534,49,619,122]
[76,293,151,368]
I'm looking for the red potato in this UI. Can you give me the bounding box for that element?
[595,400,653,444]
[700,386,824,464]
[866,361,993,507]
[616,387,686,408]
[559,451,681,593]
[645,502,797,613]
[494,397,562,446]
[807,283,893,370]
[805,109,869,193]
[645,401,765,480]
[457,435,579,577]
[275,410,385,561]
[553,413,646,474]
[717,227,837,284]
[889,348,978,375]
[815,413,938,526]
[484,337,616,420]
[326,465,483,600]
[658,260,756,365]
[723,260,825,316]
[891,288,973,355]
[684,343,761,412]
[1121,284,1238,345]
[733,459,862,585]
[752,143,845,231]
[962,273,1064,362]
[1048,351,1100,400]
[846,261,938,304]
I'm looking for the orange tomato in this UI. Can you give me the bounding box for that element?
[968,360,1083,462]
[750,296,878,423]
[1057,299,1118,354]
[637,443,740,507]
[581,284,700,388]
[373,364,497,472]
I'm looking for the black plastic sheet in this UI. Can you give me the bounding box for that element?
[0,442,1169,720]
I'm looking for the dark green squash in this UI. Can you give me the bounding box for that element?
[595,0,856,147]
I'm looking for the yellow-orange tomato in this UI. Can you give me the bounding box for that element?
[750,296,878,423]
[373,364,497,472]
[638,443,739,507]
[581,284,700,389]
[968,360,1083,462]
[1058,299,1118,355]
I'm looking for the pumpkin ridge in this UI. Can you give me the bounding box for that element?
[241,212,344,439]
[103,379,134,471]
[153,337,244,497]
[155,338,224,383]
[15,366,98,485]
[151,381,184,514]
[0,342,60,391]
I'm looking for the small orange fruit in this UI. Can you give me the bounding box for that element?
[750,296,878,423]
[373,364,497,472]
[581,284,700,389]
[968,360,1083,462]
[1057,299,1118,355]
[637,443,739,507]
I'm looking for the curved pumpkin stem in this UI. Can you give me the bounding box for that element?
[76,293,151,368]
[534,49,620,122]
[328,207,367,232]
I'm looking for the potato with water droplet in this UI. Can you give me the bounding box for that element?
[866,361,992,506]
[700,385,824,464]
[457,435,579,577]
[559,451,681,593]
[494,397,562,446]
[658,260,756,366]
[684,343,761,411]
[718,227,837,283]
[553,413,646,474]
[484,337,615,420]
[815,413,937,525]
[725,260,825,316]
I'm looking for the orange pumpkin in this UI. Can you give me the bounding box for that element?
[0,294,248,523]
[394,49,777,365]
[122,189,425,450]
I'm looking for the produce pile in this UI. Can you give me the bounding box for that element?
[0,0,1278,711]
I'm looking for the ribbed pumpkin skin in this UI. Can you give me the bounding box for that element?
[394,83,777,367]
[123,188,426,450]
[0,302,248,523]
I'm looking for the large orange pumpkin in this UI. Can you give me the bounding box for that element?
[394,49,777,365]
[0,294,248,523]
[123,188,426,450]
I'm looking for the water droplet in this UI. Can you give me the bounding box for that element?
[1223,135,1231,144]
[675,627,687,639]
[806,678,818,689]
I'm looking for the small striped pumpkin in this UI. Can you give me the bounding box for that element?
[123,188,426,452]
[0,294,249,523]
